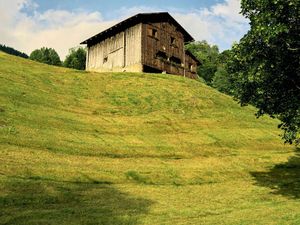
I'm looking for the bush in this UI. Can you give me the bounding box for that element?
[64,47,86,70]
[30,47,61,66]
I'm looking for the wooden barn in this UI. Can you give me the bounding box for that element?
[81,12,200,79]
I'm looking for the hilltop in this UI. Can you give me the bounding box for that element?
[0,51,299,224]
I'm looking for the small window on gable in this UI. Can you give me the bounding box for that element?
[148,28,158,38]
[103,56,108,64]
[152,29,158,38]
[171,37,176,45]
[189,63,193,71]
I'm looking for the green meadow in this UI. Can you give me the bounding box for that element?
[0,51,299,224]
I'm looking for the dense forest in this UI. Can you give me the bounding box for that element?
[0,44,28,59]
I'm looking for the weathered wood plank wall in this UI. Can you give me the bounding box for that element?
[86,23,143,72]
[141,22,198,79]
[125,23,142,70]
[86,20,198,78]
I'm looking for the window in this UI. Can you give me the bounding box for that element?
[152,29,158,38]
[155,51,168,61]
[189,64,193,71]
[171,37,176,45]
[103,56,108,64]
[170,56,182,66]
[148,28,158,38]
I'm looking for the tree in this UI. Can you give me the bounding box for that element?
[228,0,300,144]
[212,50,234,95]
[0,44,28,58]
[30,47,61,66]
[64,47,86,70]
[212,66,233,95]
[186,41,220,84]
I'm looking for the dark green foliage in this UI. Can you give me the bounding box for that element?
[64,47,86,70]
[212,50,234,95]
[212,66,233,95]
[30,47,61,66]
[186,41,220,84]
[0,44,28,58]
[29,49,43,62]
[186,42,234,95]
[228,0,300,144]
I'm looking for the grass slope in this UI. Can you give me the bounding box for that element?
[0,51,299,224]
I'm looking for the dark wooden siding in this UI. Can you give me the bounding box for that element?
[141,22,198,79]
[184,54,198,79]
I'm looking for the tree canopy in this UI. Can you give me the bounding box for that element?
[0,44,28,59]
[30,47,61,66]
[64,47,86,70]
[212,50,234,95]
[186,41,220,84]
[228,0,300,144]
[186,41,234,95]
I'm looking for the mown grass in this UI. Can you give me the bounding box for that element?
[0,51,299,224]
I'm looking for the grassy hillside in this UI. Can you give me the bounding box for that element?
[0,51,299,224]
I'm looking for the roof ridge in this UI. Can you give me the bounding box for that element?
[80,12,194,45]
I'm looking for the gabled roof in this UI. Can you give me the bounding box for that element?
[81,12,195,45]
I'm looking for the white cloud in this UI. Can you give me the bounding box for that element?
[0,0,249,59]
[173,0,249,50]
[113,0,249,50]
[0,0,115,59]
[211,0,245,23]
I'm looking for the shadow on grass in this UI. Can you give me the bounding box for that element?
[0,176,153,225]
[251,148,300,198]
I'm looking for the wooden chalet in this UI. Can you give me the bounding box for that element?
[81,12,200,79]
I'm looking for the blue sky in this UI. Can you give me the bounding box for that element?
[0,0,249,59]
[32,0,223,19]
